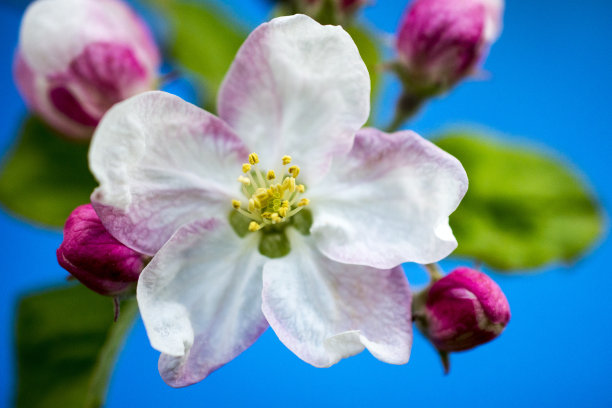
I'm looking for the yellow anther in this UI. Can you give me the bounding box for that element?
[248,153,259,165]
[281,200,290,208]
[266,170,276,180]
[282,155,292,165]
[282,177,296,192]
[232,200,241,209]
[288,165,300,178]
[261,212,273,219]
[278,207,288,217]
[297,184,305,193]
[238,176,251,185]
[270,213,281,223]
[248,222,261,232]
[248,199,256,212]
[254,188,269,202]
[270,184,282,195]
[242,163,251,173]
[298,198,310,207]
[252,197,262,209]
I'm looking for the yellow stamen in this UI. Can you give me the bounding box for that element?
[288,165,300,178]
[282,177,296,192]
[248,153,259,165]
[254,188,269,202]
[233,153,309,232]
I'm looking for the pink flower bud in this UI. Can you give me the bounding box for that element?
[396,0,503,94]
[57,204,146,297]
[415,267,510,353]
[14,0,160,139]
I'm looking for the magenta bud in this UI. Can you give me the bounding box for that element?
[415,267,510,354]
[14,0,160,139]
[57,204,145,297]
[396,0,503,94]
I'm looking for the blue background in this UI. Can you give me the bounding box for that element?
[1,0,611,406]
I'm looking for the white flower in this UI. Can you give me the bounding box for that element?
[89,15,468,387]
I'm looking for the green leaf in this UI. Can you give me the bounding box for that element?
[15,285,137,408]
[159,0,247,110]
[436,133,605,271]
[0,116,96,228]
[346,25,382,123]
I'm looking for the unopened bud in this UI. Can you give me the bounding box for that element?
[396,0,503,95]
[414,267,510,357]
[14,0,160,139]
[57,204,146,296]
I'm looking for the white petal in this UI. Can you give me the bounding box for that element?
[261,231,412,367]
[218,14,370,183]
[19,0,159,75]
[137,219,267,387]
[309,128,468,269]
[89,91,249,255]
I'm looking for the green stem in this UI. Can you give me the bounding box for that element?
[385,91,425,132]
[424,263,444,282]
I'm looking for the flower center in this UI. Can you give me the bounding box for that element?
[231,153,310,233]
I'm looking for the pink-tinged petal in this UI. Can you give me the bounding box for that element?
[19,0,159,76]
[262,231,412,368]
[137,219,268,387]
[89,91,249,255]
[309,128,468,269]
[218,14,370,182]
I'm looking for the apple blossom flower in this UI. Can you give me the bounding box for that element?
[57,204,146,297]
[88,15,468,387]
[396,0,504,95]
[14,0,160,139]
[413,267,510,358]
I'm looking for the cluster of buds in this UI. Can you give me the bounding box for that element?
[413,267,511,372]
[57,204,147,300]
[14,0,160,139]
[279,0,368,25]
[395,0,504,97]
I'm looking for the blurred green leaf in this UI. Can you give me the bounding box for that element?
[159,0,247,110]
[0,116,96,228]
[436,133,605,271]
[15,285,137,408]
[346,25,382,123]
